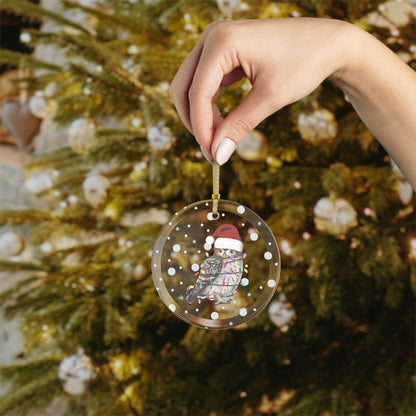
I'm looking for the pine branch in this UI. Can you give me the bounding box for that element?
[0,361,60,416]
[0,210,52,225]
[0,0,91,35]
[62,0,162,39]
[0,49,61,72]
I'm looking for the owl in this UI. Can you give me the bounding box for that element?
[186,224,244,305]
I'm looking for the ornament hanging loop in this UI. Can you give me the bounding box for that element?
[211,162,220,219]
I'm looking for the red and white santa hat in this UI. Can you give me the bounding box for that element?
[205,224,243,252]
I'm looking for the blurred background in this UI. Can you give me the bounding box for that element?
[0,0,415,415]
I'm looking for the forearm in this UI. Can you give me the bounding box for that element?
[330,24,416,190]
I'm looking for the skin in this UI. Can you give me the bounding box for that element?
[169,18,416,190]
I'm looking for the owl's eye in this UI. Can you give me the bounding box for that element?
[229,249,235,255]
[218,249,224,255]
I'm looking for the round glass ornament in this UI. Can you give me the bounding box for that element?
[152,199,281,329]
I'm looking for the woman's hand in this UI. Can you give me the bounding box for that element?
[169,18,416,189]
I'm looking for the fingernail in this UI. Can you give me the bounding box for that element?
[215,138,236,166]
[200,146,214,164]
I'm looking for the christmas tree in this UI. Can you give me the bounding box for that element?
[0,0,415,415]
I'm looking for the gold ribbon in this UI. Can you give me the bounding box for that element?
[212,162,220,217]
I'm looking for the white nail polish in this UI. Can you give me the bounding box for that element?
[215,138,236,166]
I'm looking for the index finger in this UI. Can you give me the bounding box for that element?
[169,38,204,135]
[188,46,229,153]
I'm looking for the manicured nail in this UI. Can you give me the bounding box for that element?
[200,146,214,164]
[215,138,236,166]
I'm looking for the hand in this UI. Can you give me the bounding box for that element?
[169,18,349,164]
[169,18,416,190]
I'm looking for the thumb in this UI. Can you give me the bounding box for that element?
[212,84,276,165]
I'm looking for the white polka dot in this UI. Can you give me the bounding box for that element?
[168,267,176,276]
[267,279,276,288]
[229,322,233,326]
[211,312,219,320]
[191,263,199,272]
[237,205,245,214]
[207,213,214,220]
[173,244,181,253]
[206,235,215,245]
[241,278,249,286]
[168,304,176,312]
[264,251,272,260]
[250,232,258,241]
[239,308,247,317]
[204,243,212,251]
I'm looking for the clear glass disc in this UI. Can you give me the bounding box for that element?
[152,200,281,329]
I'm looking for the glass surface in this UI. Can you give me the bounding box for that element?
[152,200,281,329]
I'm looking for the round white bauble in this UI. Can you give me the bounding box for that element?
[28,91,57,118]
[62,377,87,395]
[268,296,296,328]
[58,350,94,396]
[297,108,337,145]
[83,173,110,208]
[68,118,96,155]
[0,231,24,257]
[133,263,147,280]
[313,196,358,237]
[216,0,240,15]
[236,129,268,162]
[146,125,174,150]
[24,172,53,194]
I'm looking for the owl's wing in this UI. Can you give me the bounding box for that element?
[186,255,221,304]
[198,255,222,283]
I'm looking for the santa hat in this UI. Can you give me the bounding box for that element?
[212,224,243,252]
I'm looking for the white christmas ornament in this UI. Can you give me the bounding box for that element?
[146,124,174,150]
[24,172,53,194]
[216,0,240,16]
[152,199,280,329]
[83,172,110,208]
[68,118,96,155]
[236,130,268,162]
[133,263,147,280]
[297,108,338,145]
[313,196,358,237]
[0,231,24,257]
[58,349,95,395]
[28,91,57,118]
[268,294,296,329]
